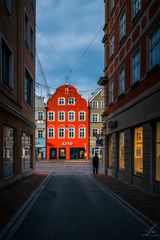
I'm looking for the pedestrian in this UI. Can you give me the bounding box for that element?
[92,153,99,174]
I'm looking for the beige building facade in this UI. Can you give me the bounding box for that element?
[89,87,104,160]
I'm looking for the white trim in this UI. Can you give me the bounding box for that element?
[58,127,65,138]
[58,97,65,105]
[58,111,65,122]
[92,113,99,123]
[68,127,75,138]
[68,111,75,121]
[48,128,54,138]
[78,127,86,138]
[78,111,86,121]
[48,111,55,121]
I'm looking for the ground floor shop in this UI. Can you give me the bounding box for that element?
[0,108,35,188]
[103,86,160,192]
[49,147,86,160]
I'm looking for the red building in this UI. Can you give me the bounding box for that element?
[99,0,160,192]
[46,84,89,160]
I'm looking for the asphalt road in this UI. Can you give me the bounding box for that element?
[10,172,148,240]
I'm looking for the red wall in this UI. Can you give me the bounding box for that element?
[46,85,89,160]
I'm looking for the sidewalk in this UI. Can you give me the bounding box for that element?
[93,174,160,223]
[0,172,48,231]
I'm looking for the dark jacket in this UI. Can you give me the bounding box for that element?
[92,155,99,167]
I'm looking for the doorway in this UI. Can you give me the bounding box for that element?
[59,148,66,159]
[50,148,57,159]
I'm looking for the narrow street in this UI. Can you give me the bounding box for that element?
[7,162,148,240]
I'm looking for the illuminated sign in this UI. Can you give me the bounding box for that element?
[62,142,73,146]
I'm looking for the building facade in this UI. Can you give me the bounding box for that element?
[88,87,104,160]
[99,0,160,192]
[0,0,36,187]
[35,96,46,160]
[46,84,89,160]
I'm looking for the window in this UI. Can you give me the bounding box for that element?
[119,132,125,171]
[79,128,85,138]
[24,70,33,107]
[120,11,126,40]
[68,97,75,105]
[101,101,104,109]
[3,0,11,14]
[21,132,32,172]
[24,13,29,46]
[110,32,114,57]
[65,88,69,94]
[109,80,114,104]
[38,129,43,138]
[133,0,141,17]
[92,129,99,137]
[92,113,99,123]
[58,128,65,138]
[132,49,141,84]
[30,27,34,55]
[119,68,125,95]
[38,111,43,120]
[2,40,13,89]
[101,89,104,97]
[92,101,98,109]
[58,112,65,121]
[108,135,113,168]
[110,0,114,13]
[3,127,14,177]
[58,98,65,105]
[134,127,143,174]
[156,122,160,181]
[68,111,75,121]
[79,111,86,121]
[48,128,54,138]
[149,27,160,69]
[68,128,75,138]
[31,0,36,11]
[48,112,54,121]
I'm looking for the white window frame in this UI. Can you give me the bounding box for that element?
[79,111,86,121]
[68,128,75,138]
[101,101,104,109]
[58,111,65,121]
[38,129,43,138]
[92,101,98,109]
[79,128,86,138]
[68,97,75,105]
[109,80,114,104]
[120,11,126,40]
[92,113,99,123]
[68,111,75,121]
[149,27,160,69]
[58,97,65,105]
[48,128,54,138]
[38,111,43,120]
[58,128,65,138]
[132,49,141,84]
[119,67,125,95]
[48,111,55,121]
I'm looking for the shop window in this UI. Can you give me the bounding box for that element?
[156,122,160,181]
[108,135,113,168]
[118,132,125,171]
[134,127,143,174]
[149,27,160,69]
[21,132,32,172]
[3,127,14,177]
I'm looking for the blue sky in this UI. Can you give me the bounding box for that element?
[36,0,104,98]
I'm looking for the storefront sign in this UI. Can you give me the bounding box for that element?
[62,142,73,146]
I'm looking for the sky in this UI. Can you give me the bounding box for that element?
[36,0,104,99]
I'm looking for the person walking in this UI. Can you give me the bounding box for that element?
[92,153,99,174]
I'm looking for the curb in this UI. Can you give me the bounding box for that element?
[0,171,53,240]
[88,175,156,228]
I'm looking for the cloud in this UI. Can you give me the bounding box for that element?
[36,0,104,96]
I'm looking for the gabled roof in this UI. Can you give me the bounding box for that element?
[88,87,103,102]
